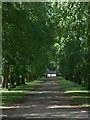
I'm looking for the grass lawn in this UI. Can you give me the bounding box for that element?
[58,77,90,108]
[0,77,46,106]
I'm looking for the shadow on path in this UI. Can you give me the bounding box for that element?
[1,77,89,120]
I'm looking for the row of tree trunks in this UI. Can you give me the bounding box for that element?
[2,67,41,89]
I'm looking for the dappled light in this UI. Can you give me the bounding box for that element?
[2,109,88,119]
[2,78,89,119]
[65,90,89,93]
[1,2,89,120]
[47,105,82,109]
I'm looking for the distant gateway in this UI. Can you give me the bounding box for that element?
[47,71,56,77]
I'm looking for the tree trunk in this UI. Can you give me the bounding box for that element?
[21,75,25,85]
[10,74,16,88]
[2,63,9,89]
[16,75,21,86]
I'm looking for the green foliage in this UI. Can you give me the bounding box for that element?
[2,2,89,89]
[2,2,53,88]
[49,2,89,88]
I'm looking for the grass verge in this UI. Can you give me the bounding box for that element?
[0,77,46,107]
[58,77,90,109]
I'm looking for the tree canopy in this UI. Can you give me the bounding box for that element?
[2,2,89,89]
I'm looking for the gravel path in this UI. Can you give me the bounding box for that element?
[1,77,89,120]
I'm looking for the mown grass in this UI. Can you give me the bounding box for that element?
[0,77,46,106]
[58,77,90,108]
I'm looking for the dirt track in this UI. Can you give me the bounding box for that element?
[1,77,89,120]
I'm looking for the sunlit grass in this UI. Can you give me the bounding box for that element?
[1,77,46,106]
[65,90,89,93]
[58,77,89,108]
[1,91,26,106]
